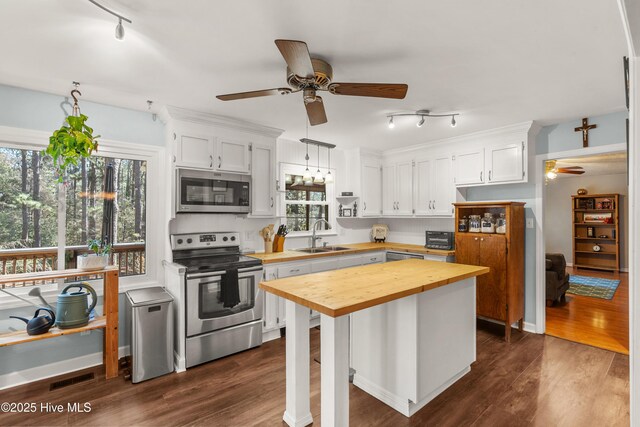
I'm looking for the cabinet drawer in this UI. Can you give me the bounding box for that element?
[312,258,336,273]
[277,263,311,278]
[361,252,385,265]
[337,255,363,269]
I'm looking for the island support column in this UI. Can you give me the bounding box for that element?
[321,314,349,427]
[283,301,313,427]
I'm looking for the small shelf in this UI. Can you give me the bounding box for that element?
[574,264,618,272]
[573,209,616,213]
[574,223,616,226]
[336,195,359,200]
[0,316,106,347]
[574,251,616,255]
[575,237,616,241]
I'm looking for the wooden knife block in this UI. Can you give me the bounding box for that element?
[272,235,285,253]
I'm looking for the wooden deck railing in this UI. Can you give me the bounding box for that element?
[0,243,145,288]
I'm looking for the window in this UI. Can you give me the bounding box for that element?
[280,162,335,233]
[0,147,147,277]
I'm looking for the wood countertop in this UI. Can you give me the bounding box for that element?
[259,258,488,317]
[249,242,454,264]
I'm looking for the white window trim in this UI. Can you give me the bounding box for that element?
[0,125,166,309]
[278,162,336,237]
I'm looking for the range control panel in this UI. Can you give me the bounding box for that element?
[171,232,240,250]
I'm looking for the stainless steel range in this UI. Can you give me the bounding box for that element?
[169,232,263,368]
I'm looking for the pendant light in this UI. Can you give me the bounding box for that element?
[324,147,334,183]
[314,144,324,183]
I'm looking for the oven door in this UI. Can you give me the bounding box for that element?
[177,169,251,213]
[186,266,263,337]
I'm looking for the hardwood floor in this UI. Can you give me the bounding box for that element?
[0,320,629,426]
[546,266,629,354]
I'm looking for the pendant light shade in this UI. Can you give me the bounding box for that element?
[115,18,125,40]
[303,168,312,180]
[324,170,334,183]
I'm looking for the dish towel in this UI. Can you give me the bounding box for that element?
[220,268,240,308]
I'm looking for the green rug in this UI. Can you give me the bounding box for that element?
[567,275,620,300]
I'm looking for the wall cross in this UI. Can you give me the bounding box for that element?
[574,117,597,148]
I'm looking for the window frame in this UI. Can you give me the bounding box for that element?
[278,162,336,237]
[0,125,165,309]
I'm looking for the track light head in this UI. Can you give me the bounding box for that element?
[417,117,425,128]
[115,18,125,40]
[450,116,457,127]
[388,117,395,129]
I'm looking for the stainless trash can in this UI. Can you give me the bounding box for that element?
[126,287,174,383]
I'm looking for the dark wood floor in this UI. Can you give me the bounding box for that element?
[0,321,629,426]
[546,267,629,354]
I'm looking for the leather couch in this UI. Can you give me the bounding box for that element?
[546,253,570,305]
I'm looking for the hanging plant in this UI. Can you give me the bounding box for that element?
[44,113,100,182]
[43,87,100,182]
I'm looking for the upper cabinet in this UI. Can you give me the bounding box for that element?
[217,138,251,174]
[415,155,454,217]
[251,142,275,217]
[361,159,382,217]
[382,161,413,216]
[453,148,485,186]
[485,140,524,184]
[176,134,215,169]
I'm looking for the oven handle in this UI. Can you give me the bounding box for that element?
[186,265,263,280]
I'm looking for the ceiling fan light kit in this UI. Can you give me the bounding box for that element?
[217,39,408,126]
[544,159,585,182]
[386,110,460,129]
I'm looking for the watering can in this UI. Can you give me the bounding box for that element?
[55,282,97,329]
[10,307,56,336]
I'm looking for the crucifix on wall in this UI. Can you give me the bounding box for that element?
[574,117,597,147]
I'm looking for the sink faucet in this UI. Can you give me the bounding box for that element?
[311,219,331,248]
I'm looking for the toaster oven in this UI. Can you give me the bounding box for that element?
[425,231,454,250]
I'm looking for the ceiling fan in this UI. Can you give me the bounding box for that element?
[216,39,408,126]
[545,160,585,179]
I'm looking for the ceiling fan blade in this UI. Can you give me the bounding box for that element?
[557,170,585,175]
[557,166,584,170]
[305,96,328,126]
[275,39,315,79]
[328,83,408,99]
[216,88,292,101]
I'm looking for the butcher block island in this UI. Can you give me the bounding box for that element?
[260,259,489,426]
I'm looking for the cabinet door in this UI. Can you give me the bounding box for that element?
[382,164,397,216]
[176,134,214,169]
[454,234,480,265]
[217,138,250,173]
[431,155,454,216]
[361,162,382,216]
[414,158,432,216]
[486,141,524,184]
[396,161,413,215]
[251,143,275,216]
[453,149,484,186]
[263,268,279,331]
[361,252,385,265]
[277,297,287,327]
[477,236,507,320]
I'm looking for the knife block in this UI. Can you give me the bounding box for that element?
[272,235,285,253]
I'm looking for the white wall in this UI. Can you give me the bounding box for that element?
[544,173,629,269]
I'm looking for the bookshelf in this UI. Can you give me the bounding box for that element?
[571,193,620,272]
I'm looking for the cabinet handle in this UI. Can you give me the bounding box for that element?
[489,170,492,181]
[172,155,176,163]
[209,155,213,168]
[474,237,478,241]
[480,171,483,182]
[270,197,274,208]
[218,156,222,168]
[370,258,376,261]
[481,238,484,241]
[364,202,367,211]
[290,269,300,273]
[429,201,432,210]
[433,200,436,210]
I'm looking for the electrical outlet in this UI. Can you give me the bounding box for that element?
[80,331,91,336]
[526,218,534,229]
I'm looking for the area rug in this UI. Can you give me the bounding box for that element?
[567,275,620,300]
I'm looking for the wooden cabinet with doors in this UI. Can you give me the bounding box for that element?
[454,201,525,341]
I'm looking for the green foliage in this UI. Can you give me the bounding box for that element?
[44,114,100,182]
[87,238,111,256]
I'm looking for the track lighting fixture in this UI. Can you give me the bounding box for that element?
[387,109,459,129]
[88,0,132,41]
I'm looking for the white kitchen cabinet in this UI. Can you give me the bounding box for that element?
[382,161,413,216]
[250,142,275,216]
[453,148,485,186]
[415,155,454,217]
[175,133,215,169]
[216,138,251,173]
[312,258,337,273]
[485,140,525,184]
[361,251,385,265]
[263,267,280,332]
[337,254,363,269]
[361,160,382,217]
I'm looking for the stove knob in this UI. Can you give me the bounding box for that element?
[177,239,183,245]
[230,236,236,241]
[187,238,193,244]
[223,236,228,242]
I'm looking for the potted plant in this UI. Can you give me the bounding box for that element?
[77,239,112,271]
[44,114,100,182]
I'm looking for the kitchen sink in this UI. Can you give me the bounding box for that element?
[296,246,351,253]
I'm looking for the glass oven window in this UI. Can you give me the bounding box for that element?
[199,274,256,318]
[182,178,249,206]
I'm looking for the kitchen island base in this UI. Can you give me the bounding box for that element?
[351,277,476,417]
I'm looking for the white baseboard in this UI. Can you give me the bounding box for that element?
[477,315,540,335]
[262,328,282,343]
[0,345,130,391]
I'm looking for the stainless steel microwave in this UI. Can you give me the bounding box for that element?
[176,169,251,214]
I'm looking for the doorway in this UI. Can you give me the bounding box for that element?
[542,151,629,354]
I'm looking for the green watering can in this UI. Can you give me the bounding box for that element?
[55,282,97,329]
